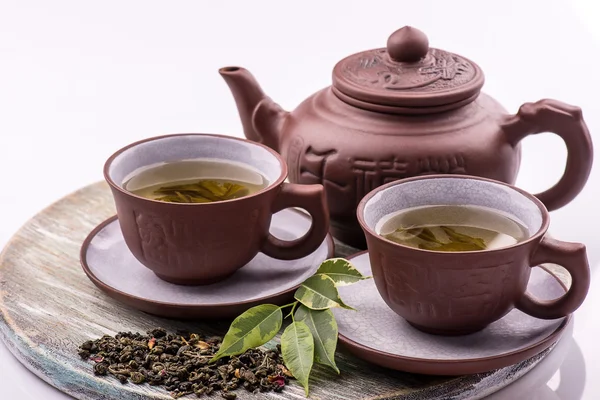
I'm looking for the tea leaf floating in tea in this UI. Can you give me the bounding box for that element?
[441,226,486,248]
[419,240,486,252]
[154,180,250,203]
[414,227,441,244]
[384,226,487,251]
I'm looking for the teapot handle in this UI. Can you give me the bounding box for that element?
[501,99,593,211]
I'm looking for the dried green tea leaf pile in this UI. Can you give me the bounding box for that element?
[78,328,292,399]
[154,180,249,203]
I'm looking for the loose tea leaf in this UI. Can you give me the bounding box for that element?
[211,304,283,362]
[441,226,486,249]
[414,227,442,244]
[384,225,487,252]
[281,322,314,396]
[199,180,229,197]
[294,274,355,311]
[315,258,370,286]
[154,183,207,193]
[383,227,440,245]
[223,183,248,198]
[295,305,339,374]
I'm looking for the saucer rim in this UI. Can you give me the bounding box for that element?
[337,250,571,375]
[79,211,335,319]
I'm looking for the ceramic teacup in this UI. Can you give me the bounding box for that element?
[357,175,590,336]
[104,133,329,285]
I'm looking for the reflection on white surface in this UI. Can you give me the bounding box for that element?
[531,386,560,400]
[554,338,587,400]
[485,317,582,399]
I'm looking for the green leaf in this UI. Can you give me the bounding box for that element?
[281,321,314,396]
[294,274,355,311]
[316,258,370,286]
[210,304,282,362]
[295,305,339,374]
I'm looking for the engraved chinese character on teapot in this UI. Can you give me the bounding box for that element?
[220,26,593,248]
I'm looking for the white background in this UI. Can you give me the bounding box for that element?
[1,0,600,398]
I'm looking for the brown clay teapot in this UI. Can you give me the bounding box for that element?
[220,26,593,248]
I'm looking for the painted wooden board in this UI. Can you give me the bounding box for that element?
[0,182,561,400]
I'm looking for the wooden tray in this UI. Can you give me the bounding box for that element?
[0,182,560,400]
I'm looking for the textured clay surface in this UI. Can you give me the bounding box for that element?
[83,209,330,305]
[334,252,567,367]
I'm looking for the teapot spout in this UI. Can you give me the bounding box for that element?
[219,66,288,151]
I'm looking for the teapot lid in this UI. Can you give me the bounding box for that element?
[332,26,485,113]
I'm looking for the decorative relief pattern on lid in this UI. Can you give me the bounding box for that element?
[332,26,484,110]
[341,48,476,92]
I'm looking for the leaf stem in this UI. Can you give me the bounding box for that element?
[289,302,299,322]
[278,302,297,310]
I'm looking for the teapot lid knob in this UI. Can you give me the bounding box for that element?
[387,26,429,62]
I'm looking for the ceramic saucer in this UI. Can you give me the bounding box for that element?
[80,209,334,319]
[333,252,570,376]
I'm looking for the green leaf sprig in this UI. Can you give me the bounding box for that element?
[209,258,370,396]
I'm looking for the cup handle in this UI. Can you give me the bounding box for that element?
[261,183,329,260]
[516,237,590,319]
[501,99,593,211]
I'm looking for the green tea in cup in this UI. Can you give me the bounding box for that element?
[123,159,269,203]
[377,205,529,252]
